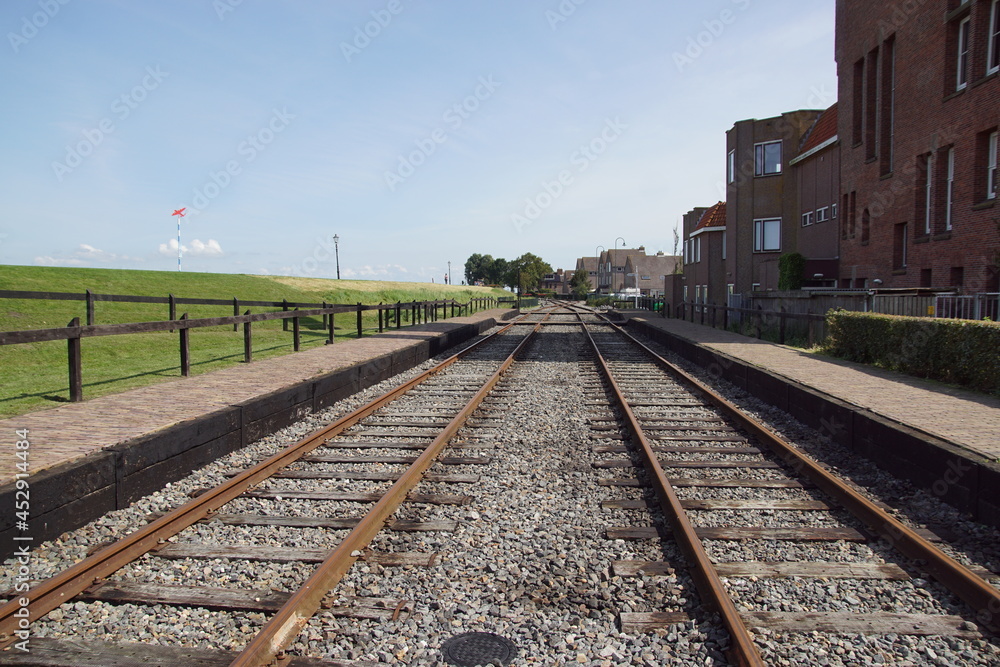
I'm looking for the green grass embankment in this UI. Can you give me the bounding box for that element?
[0,266,511,418]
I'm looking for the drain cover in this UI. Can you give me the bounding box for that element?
[441,631,517,666]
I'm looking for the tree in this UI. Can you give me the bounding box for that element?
[486,257,509,286]
[569,268,591,298]
[464,253,494,285]
[506,253,553,292]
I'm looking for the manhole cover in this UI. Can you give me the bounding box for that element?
[441,631,518,666]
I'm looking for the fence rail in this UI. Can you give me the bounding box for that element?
[1,296,503,403]
[674,301,828,347]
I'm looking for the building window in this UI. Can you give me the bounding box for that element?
[695,237,701,263]
[990,0,1000,75]
[722,231,727,260]
[754,141,782,176]
[832,202,838,219]
[852,58,864,145]
[880,35,896,175]
[751,282,761,292]
[957,16,971,90]
[945,147,955,231]
[728,150,736,183]
[753,218,781,252]
[917,153,933,235]
[865,46,879,160]
[951,266,965,288]
[816,207,829,223]
[990,131,998,200]
[894,222,908,270]
[801,212,814,226]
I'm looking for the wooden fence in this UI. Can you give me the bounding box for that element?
[0,296,500,403]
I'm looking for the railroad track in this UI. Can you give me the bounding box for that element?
[581,315,1000,665]
[1,302,998,665]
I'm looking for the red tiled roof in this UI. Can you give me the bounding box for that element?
[799,103,838,155]
[695,202,726,231]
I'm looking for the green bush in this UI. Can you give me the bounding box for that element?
[823,310,1000,394]
[778,252,806,291]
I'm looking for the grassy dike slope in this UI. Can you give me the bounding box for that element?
[0,265,510,418]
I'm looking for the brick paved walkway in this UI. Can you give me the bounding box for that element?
[0,310,508,483]
[628,315,1000,460]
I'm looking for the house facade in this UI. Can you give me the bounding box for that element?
[837,0,1000,291]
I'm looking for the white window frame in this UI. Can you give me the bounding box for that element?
[989,131,998,200]
[754,141,782,176]
[817,207,829,223]
[989,0,1000,75]
[728,149,736,183]
[695,237,701,263]
[945,147,955,231]
[832,202,838,219]
[802,211,815,226]
[721,231,727,260]
[957,16,971,91]
[753,218,781,252]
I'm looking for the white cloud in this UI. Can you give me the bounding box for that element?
[35,255,86,266]
[189,239,223,256]
[158,238,223,257]
[35,244,141,266]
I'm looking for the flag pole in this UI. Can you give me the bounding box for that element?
[171,208,187,272]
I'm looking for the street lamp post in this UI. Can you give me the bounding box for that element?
[333,235,340,279]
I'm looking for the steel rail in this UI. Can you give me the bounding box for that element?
[600,318,1000,634]
[231,316,549,666]
[0,313,535,649]
[580,322,766,667]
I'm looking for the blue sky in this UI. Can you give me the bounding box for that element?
[0,0,836,283]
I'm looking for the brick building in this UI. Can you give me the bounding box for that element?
[790,104,842,288]
[681,202,728,305]
[725,110,826,293]
[837,0,1000,291]
[623,252,681,297]
[573,256,599,292]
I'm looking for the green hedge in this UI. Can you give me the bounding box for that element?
[823,310,1000,394]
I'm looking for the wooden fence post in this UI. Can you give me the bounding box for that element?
[327,307,335,344]
[86,289,95,326]
[378,302,384,333]
[808,309,815,348]
[282,299,289,331]
[396,301,402,329]
[356,302,363,338]
[779,306,787,345]
[168,294,176,332]
[756,305,763,339]
[179,313,190,377]
[321,301,328,329]
[243,310,253,362]
[293,309,300,352]
[67,317,82,402]
[233,297,239,332]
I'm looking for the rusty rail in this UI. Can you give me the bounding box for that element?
[580,321,766,667]
[590,316,1000,649]
[0,312,536,651]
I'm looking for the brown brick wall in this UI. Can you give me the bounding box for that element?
[837,0,1000,291]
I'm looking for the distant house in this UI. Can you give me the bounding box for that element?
[573,256,599,292]
[540,269,573,295]
[623,252,681,297]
